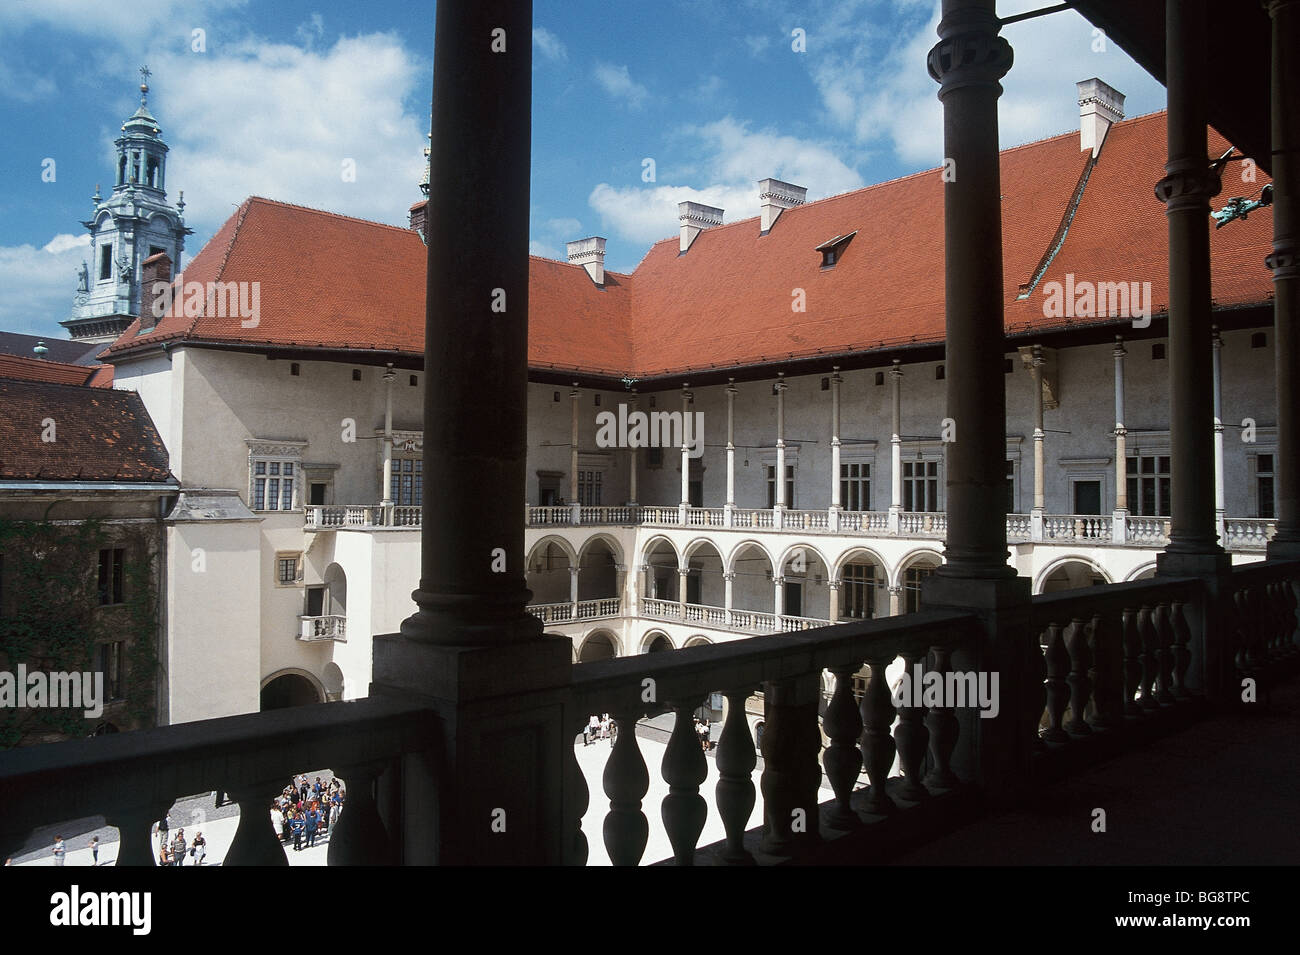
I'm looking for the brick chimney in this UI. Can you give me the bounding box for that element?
[409,199,429,244]
[140,252,172,331]
[1077,78,1125,156]
[679,201,724,253]
[566,236,606,285]
[758,178,807,233]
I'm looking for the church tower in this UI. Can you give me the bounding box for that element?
[62,67,192,344]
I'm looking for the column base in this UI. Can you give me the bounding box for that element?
[921,573,1030,612]
[1266,536,1300,561]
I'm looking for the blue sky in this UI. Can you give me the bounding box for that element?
[0,0,1166,341]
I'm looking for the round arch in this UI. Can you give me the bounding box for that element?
[322,562,347,615]
[683,634,713,648]
[322,662,345,701]
[832,545,890,580]
[527,535,578,567]
[892,548,944,589]
[640,534,682,569]
[260,668,326,710]
[682,537,726,564]
[1035,556,1112,594]
[578,532,624,567]
[774,541,830,575]
[1125,562,1158,582]
[578,629,619,662]
[724,538,777,575]
[641,630,675,653]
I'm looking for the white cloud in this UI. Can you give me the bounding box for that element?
[529,240,562,259]
[743,35,772,57]
[594,62,649,109]
[588,117,864,245]
[148,32,427,235]
[0,235,92,336]
[0,0,248,43]
[533,27,567,62]
[295,12,325,49]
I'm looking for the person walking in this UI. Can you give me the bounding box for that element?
[88,836,100,866]
[191,832,207,866]
[305,806,320,848]
[51,836,66,867]
[291,811,305,851]
[171,828,186,866]
[158,844,170,867]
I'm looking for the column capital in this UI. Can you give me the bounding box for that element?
[1265,241,1300,280]
[1211,324,1223,349]
[614,563,628,574]
[677,567,689,577]
[890,358,903,380]
[772,575,786,587]
[636,563,650,574]
[568,566,580,578]
[1113,336,1127,358]
[887,585,903,597]
[1154,160,1222,211]
[722,571,736,582]
[827,578,841,591]
[927,4,1012,98]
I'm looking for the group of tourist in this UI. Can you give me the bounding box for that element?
[582,714,618,746]
[269,774,344,851]
[154,817,207,866]
[694,717,714,752]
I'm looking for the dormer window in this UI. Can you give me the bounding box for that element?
[816,231,857,269]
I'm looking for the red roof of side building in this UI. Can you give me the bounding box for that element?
[0,354,111,387]
[0,379,174,483]
[100,111,1275,378]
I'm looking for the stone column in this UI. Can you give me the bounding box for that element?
[678,566,689,618]
[829,366,842,530]
[923,0,1030,805]
[376,0,572,866]
[889,359,903,534]
[569,565,580,618]
[1030,343,1046,541]
[1155,0,1226,573]
[1267,0,1300,559]
[680,385,692,521]
[381,366,395,520]
[628,392,639,506]
[723,571,735,626]
[570,383,581,522]
[888,585,903,617]
[1212,328,1226,544]
[725,379,736,526]
[774,373,787,527]
[1112,337,1129,543]
[773,575,786,618]
[828,578,841,624]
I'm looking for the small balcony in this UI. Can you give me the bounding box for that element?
[298,614,347,642]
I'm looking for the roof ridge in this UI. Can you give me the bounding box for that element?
[240,195,423,235]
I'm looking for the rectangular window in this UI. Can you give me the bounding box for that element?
[276,553,301,586]
[840,462,871,511]
[766,464,795,508]
[96,641,125,701]
[904,564,936,614]
[902,461,939,512]
[1006,460,1016,513]
[99,243,113,281]
[252,459,297,511]
[97,548,124,606]
[1126,454,1170,517]
[577,469,603,506]
[840,563,876,620]
[1257,454,1275,519]
[391,458,422,506]
[1073,480,1102,516]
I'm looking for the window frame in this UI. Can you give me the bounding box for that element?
[246,440,307,513]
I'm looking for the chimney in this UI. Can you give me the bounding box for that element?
[566,236,607,285]
[1077,78,1125,156]
[140,252,172,331]
[758,178,808,233]
[409,199,429,244]
[678,201,724,253]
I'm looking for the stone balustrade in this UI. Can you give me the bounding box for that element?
[298,614,347,642]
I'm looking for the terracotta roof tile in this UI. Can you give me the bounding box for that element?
[0,379,173,483]
[101,111,1274,378]
[0,354,106,387]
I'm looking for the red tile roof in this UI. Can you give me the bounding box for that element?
[0,354,110,387]
[0,379,174,483]
[101,110,1274,378]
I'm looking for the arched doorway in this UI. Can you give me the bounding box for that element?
[578,630,618,662]
[1039,559,1109,594]
[643,632,673,653]
[260,671,324,710]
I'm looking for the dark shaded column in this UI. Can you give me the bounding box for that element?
[1155,0,1227,573]
[1267,0,1300,559]
[927,0,1016,581]
[371,0,574,866]
[400,0,542,647]
[922,0,1031,805]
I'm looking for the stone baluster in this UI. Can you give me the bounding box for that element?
[1025,622,1048,752]
[1064,615,1093,736]
[859,654,897,815]
[894,646,931,801]
[1170,599,1193,699]
[1042,622,1070,743]
[1137,604,1161,712]
[603,711,649,866]
[661,699,708,865]
[1267,581,1288,656]
[1122,605,1143,717]
[327,761,394,866]
[822,664,864,829]
[1230,586,1250,679]
[565,710,590,866]
[714,688,757,865]
[760,675,821,855]
[924,644,961,790]
[1282,576,1300,652]
[226,779,290,866]
[102,801,174,867]
[1153,602,1176,704]
[1087,611,1122,729]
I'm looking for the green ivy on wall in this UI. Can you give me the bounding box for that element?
[0,515,159,748]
